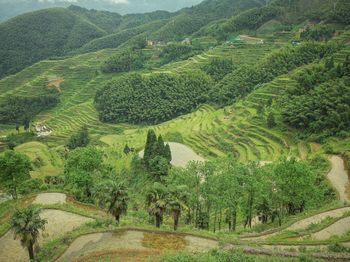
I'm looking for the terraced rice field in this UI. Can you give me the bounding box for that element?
[3,40,345,163]
[58,230,218,262]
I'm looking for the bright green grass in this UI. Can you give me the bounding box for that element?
[15,141,63,178]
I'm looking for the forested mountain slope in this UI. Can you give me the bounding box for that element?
[0,8,106,78]
[0,0,266,78]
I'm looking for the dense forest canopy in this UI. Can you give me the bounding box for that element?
[211,41,340,105]
[95,72,212,124]
[0,95,59,124]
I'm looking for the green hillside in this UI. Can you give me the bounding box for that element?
[1,0,350,261]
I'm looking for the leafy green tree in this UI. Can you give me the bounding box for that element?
[11,206,47,260]
[167,184,189,231]
[66,125,89,150]
[64,146,104,201]
[95,180,129,223]
[201,58,234,81]
[148,156,170,180]
[274,157,320,215]
[0,150,31,199]
[146,182,168,228]
[101,50,145,73]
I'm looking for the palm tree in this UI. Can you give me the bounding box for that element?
[167,185,189,231]
[11,205,47,260]
[145,182,168,228]
[95,180,129,223]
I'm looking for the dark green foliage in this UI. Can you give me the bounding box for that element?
[151,0,265,41]
[18,178,43,195]
[0,95,59,124]
[101,50,145,73]
[282,55,350,134]
[323,0,350,25]
[66,126,89,150]
[149,156,170,180]
[300,25,335,41]
[144,130,158,164]
[143,131,172,180]
[159,43,203,64]
[212,42,339,105]
[95,72,212,124]
[328,243,350,253]
[68,5,122,33]
[282,77,350,133]
[222,6,280,34]
[0,8,105,77]
[94,179,129,223]
[155,136,165,156]
[267,112,276,128]
[201,58,234,81]
[123,144,131,155]
[164,143,172,163]
[76,20,168,54]
[64,146,104,202]
[44,176,65,185]
[153,14,209,42]
[0,150,32,199]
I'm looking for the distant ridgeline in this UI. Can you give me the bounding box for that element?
[0,0,268,78]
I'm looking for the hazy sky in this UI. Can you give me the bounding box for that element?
[0,0,204,21]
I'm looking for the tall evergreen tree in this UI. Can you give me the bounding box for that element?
[156,135,166,156]
[164,143,172,163]
[144,130,157,164]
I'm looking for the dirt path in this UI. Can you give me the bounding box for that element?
[0,209,92,262]
[327,155,350,204]
[241,206,350,240]
[311,216,350,240]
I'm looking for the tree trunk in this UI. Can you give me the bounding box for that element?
[115,214,120,224]
[213,209,218,233]
[218,209,222,232]
[229,209,236,232]
[28,241,34,260]
[155,214,162,228]
[173,210,180,231]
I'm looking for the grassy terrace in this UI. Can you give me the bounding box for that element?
[4,31,350,164]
